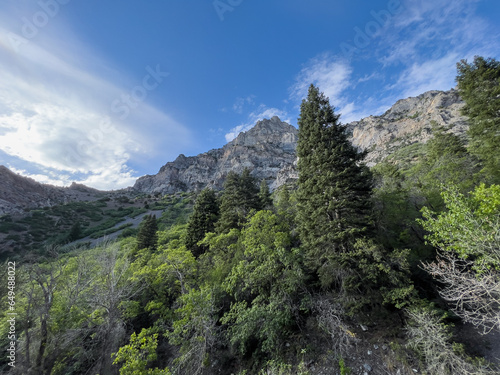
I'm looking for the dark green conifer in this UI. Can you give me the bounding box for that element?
[296,84,373,286]
[456,56,500,182]
[136,214,158,252]
[185,188,219,257]
[216,169,260,233]
[274,185,295,224]
[67,221,82,242]
[215,171,242,233]
[258,179,272,210]
[423,126,480,189]
[239,168,260,211]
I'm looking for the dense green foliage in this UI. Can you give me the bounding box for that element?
[215,169,261,233]
[258,180,272,210]
[456,56,500,182]
[136,214,159,252]
[1,57,499,374]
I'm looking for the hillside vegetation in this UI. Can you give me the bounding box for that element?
[1,56,499,375]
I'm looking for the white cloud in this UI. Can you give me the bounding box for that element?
[290,53,353,105]
[332,0,499,122]
[289,53,373,123]
[380,0,496,68]
[0,10,191,190]
[357,72,382,83]
[372,0,500,103]
[390,53,460,98]
[8,166,71,187]
[225,105,291,142]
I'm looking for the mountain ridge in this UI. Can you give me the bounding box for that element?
[133,115,298,194]
[133,88,469,195]
[0,166,105,215]
[0,88,470,214]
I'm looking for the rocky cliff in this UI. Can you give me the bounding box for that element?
[134,89,469,194]
[133,116,299,194]
[346,88,469,165]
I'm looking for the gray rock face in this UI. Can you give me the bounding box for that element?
[346,89,469,165]
[133,116,298,194]
[134,89,470,195]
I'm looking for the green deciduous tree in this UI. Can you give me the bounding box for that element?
[113,328,171,375]
[418,184,500,332]
[296,84,373,287]
[185,188,219,257]
[168,287,219,375]
[221,210,306,356]
[456,56,500,182]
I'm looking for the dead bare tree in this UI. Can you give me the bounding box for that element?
[422,251,500,334]
[20,249,69,375]
[406,306,498,375]
[314,295,359,356]
[86,243,143,375]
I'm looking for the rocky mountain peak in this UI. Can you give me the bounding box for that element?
[133,90,471,195]
[231,117,297,151]
[251,115,293,134]
[134,117,298,194]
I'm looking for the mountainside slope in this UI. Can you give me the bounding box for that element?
[0,166,103,215]
[0,89,470,208]
[134,89,470,195]
[347,88,469,165]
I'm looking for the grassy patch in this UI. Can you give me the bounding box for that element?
[89,222,134,239]
[83,217,126,238]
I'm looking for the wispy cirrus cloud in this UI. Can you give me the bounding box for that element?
[232,95,256,114]
[378,0,498,95]
[0,4,191,190]
[290,53,353,106]
[286,0,499,125]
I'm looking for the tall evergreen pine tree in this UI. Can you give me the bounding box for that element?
[456,56,500,183]
[296,84,373,285]
[216,171,242,233]
[185,188,219,257]
[258,179,272,210]
[240,168,261,210]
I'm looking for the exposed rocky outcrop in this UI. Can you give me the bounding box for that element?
[346,88,469,165]
[133,116,299,194]
[134,89,470,195]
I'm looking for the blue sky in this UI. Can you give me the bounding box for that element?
[0,0,499,190]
